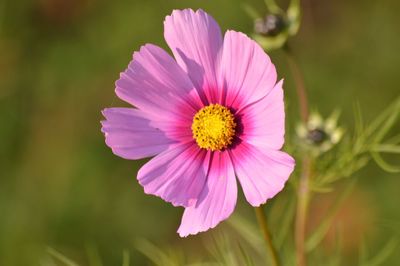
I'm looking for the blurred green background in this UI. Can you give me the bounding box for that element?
[0,0,399,265]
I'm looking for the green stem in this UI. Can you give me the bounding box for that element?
[255,206,280,266]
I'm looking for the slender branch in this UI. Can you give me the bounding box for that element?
[284,43,311,266]
[255,206,280,266]
[294,158,312,266]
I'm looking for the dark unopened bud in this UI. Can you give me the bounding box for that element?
[307,128,328,144]
[254,14,286,37]
[296,112,343,154]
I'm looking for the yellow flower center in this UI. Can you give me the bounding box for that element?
[191,104,236,151]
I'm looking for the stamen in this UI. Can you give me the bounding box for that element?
[191,104,236,151]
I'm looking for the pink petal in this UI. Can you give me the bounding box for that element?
[164,9,223,104]
[115,44,202,121]
[220,30,277,110]
[178,151,237,237]
[101,108,175,160]
[137,143,210,208]
[230,143,295,207]
[238,80,285,150]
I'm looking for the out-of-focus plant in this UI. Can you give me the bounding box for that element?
[312,98,400,191]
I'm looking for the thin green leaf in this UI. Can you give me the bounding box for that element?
[371,152,400,173]
[306,180,356,252]
[135,239,174,266]
[46,247,79,266]
[365,97,400,140]
[373,103,400,144]
[362,238,398,266]
[205,234,235,266]
[237,242,255,266]
[371,144,400,154]
[228,215,264,252]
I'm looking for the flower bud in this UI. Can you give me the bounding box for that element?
[254,14,286,37]
[296,112,343,155]
[307,128,328,145]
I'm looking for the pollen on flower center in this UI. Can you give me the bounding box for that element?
[191,104,236,151]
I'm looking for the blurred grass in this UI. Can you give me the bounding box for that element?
[0,0,399,265]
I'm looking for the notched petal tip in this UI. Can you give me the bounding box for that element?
[164,8,194,24]
[101,108,112,118]
[177,206,235,237]
[177,213,226,238]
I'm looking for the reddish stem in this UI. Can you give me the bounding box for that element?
[284,44,311,266]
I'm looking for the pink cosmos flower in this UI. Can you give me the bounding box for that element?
[101,9,295,237]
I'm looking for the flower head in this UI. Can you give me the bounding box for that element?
[250,0,301,51]
[296,111,343,155]
[101,9,295,237]
[254,14,287,37]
